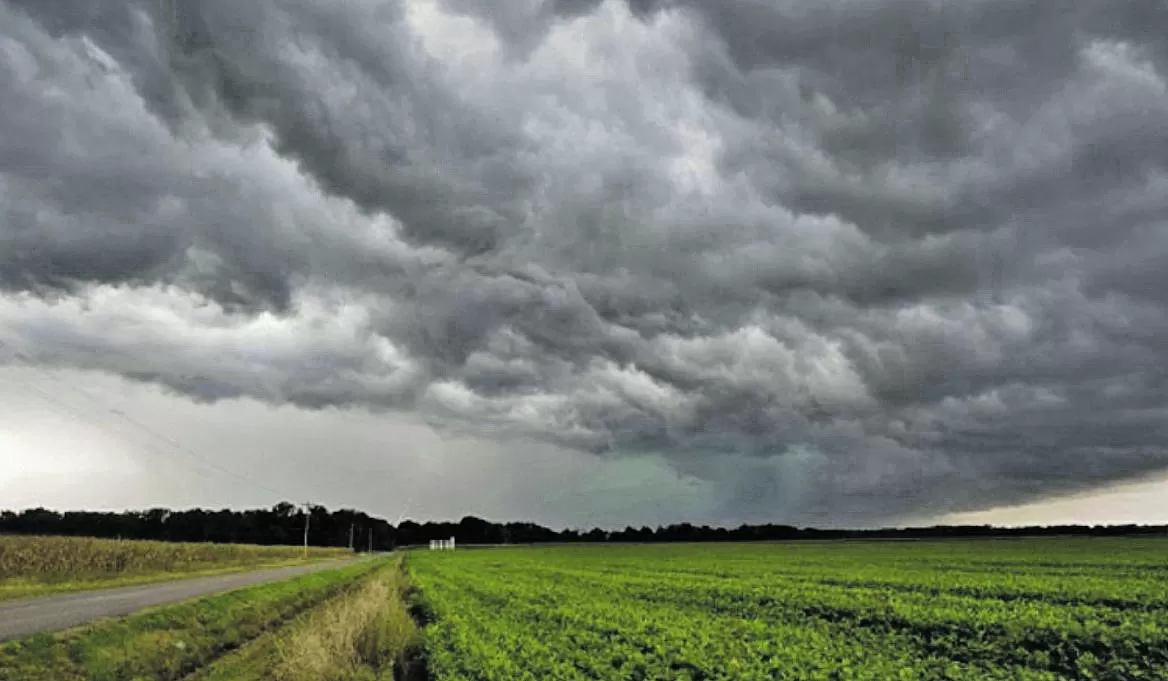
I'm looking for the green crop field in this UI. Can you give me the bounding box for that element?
[409,539,1168,680]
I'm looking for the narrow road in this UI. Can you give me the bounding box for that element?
[0,558,360,642]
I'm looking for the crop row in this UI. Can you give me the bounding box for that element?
[410,541,1168,680]
[0,535,349,582]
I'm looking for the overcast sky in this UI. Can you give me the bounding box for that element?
[2,0,1168,529]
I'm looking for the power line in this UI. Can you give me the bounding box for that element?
[0,344,410,530]
[0,344,297,501]
[2,345,403,503]
[2,362,334,550]
[1,371,290,499]
[1,358,356,555]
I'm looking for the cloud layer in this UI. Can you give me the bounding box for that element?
[2,0,1167,524]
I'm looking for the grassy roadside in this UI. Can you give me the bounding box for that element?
[188,555,424,681]
[0,535,351,602]
[0,558,386,681]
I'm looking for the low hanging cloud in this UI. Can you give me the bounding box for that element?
[2,0,1167,525]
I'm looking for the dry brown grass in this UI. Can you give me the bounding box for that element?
[0,535,349,584]
[274,558,421,681]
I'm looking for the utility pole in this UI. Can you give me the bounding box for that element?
[302,502,311,559]
[368,527,373,553]
[349,523,355,551]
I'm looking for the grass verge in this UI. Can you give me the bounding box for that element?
[187,556,424,681]
[0,558,384,681]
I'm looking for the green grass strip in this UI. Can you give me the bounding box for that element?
[0,559,387,681]
[187,556,422,681]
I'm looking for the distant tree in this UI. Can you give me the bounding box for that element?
[583,528,607,542]
[458,516,507,544]
[3,504,1166,548]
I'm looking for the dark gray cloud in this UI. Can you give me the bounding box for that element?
[2,0,1167,525]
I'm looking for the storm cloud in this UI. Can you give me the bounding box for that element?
[2,0,1167,525]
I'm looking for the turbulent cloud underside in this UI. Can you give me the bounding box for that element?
[2,0,1168,524]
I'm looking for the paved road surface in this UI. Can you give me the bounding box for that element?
[0,559,360,642]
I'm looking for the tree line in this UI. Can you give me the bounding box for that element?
[1,504,1165,550]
